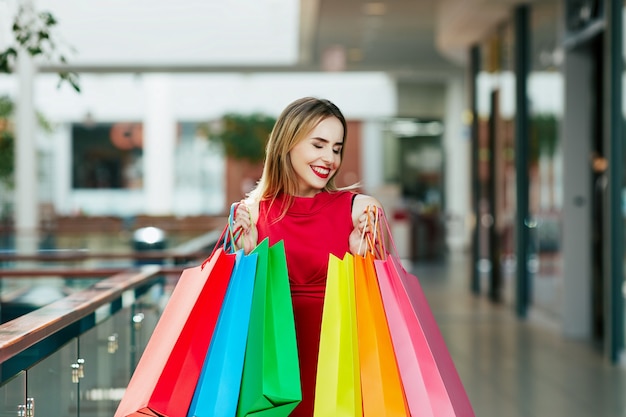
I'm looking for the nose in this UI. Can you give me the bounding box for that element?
[321,147,334,164]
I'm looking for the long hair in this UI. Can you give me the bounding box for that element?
[248,97,349,214]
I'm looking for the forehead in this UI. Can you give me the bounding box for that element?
[307,116,344,142]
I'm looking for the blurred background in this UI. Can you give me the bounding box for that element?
[1,0,477,261]
[1,0,626,415]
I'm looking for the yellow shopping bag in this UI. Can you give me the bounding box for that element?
[314,253,362,417]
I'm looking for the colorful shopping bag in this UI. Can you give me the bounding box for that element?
[236,238,301,417]
[313,253,362,417]
[374,211,475,417]
[374,257,435,417]
[354,253,409,417]
[114,247,236,417]
[187,249,258,417]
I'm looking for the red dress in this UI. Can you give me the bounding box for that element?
[257,190,356,417]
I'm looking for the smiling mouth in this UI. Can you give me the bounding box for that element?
[311,166,331,179]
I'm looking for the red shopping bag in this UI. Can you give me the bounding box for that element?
[114,247,236,417]
[373,211,475,417]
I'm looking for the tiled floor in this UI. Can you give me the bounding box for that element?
[411,251,626,417]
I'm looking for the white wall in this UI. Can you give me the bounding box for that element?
[29,72,396,121]
[476,71,564,118]
[1,72,398,216]
[443,77,470,250]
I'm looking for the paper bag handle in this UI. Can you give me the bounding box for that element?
[358,205,386,259]
[202,202,244,269]
[359,205,402,261]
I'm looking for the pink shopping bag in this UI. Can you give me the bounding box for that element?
[375,254,475,417]
[373,210,475,417]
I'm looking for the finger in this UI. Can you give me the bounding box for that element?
[235,209,251,225]
[234,216,249,230]
[236,202,251,217]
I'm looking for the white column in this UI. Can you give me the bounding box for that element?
[143,74,176,215]
[14,0,38,254]
[53,124,72,215]
[561,49,593,338]
[443,76,470,250]
[361,119,384,192]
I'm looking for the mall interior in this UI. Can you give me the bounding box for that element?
[1,0,626,416]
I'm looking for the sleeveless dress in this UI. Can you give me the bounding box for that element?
[257,190,356,417]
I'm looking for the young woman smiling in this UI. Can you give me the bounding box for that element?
[232,96,384,417]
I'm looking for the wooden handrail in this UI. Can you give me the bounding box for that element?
[0,228,221,374]
[0,230,222,264]
[0,265,163,364]
[0,229,221,263]
[0,250,199,262]
[0,266,187,277]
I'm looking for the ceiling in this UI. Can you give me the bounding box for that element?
[35,1,463,76]
[33,0,532,82]
[307,0,463,80]
[312,0,567,81]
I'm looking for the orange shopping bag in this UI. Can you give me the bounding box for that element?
[354,253,409,417]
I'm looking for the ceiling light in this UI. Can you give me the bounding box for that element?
[363,2,386,16]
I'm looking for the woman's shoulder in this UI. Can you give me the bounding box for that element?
[352,193,383,210]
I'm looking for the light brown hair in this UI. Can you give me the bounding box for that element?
[248,97,349,212]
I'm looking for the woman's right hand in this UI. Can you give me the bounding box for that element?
[232,201,258,254]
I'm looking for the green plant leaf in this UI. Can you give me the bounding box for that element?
[209,113,275,162]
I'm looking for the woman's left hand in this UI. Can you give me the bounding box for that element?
[349,195,383,256]
[349,210,370,256]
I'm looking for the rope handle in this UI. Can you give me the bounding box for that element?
[378,208,400,260]
[201,202,251,269]
[357,205,386,259]
[202,224,228,269]
[356,205,401,261]
[229,202,253,253]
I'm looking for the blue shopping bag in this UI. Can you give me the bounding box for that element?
[187,248,258,417]
[235,239,301,417]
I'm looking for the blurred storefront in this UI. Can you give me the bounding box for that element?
[468,0,624,364]
[1,0,624,366]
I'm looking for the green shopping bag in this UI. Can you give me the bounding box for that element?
[236,238,302,417]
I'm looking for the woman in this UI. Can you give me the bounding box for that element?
[233,96,383,416]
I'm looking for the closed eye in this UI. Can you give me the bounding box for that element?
[311,138,343,154]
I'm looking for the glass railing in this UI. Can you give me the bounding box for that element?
[0,267,167,416]
[0,228,221,416]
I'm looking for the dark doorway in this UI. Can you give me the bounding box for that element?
[589,33,606,344]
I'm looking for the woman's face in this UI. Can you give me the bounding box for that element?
[289,116,344,197]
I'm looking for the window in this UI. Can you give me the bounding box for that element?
[72,122,143,189]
